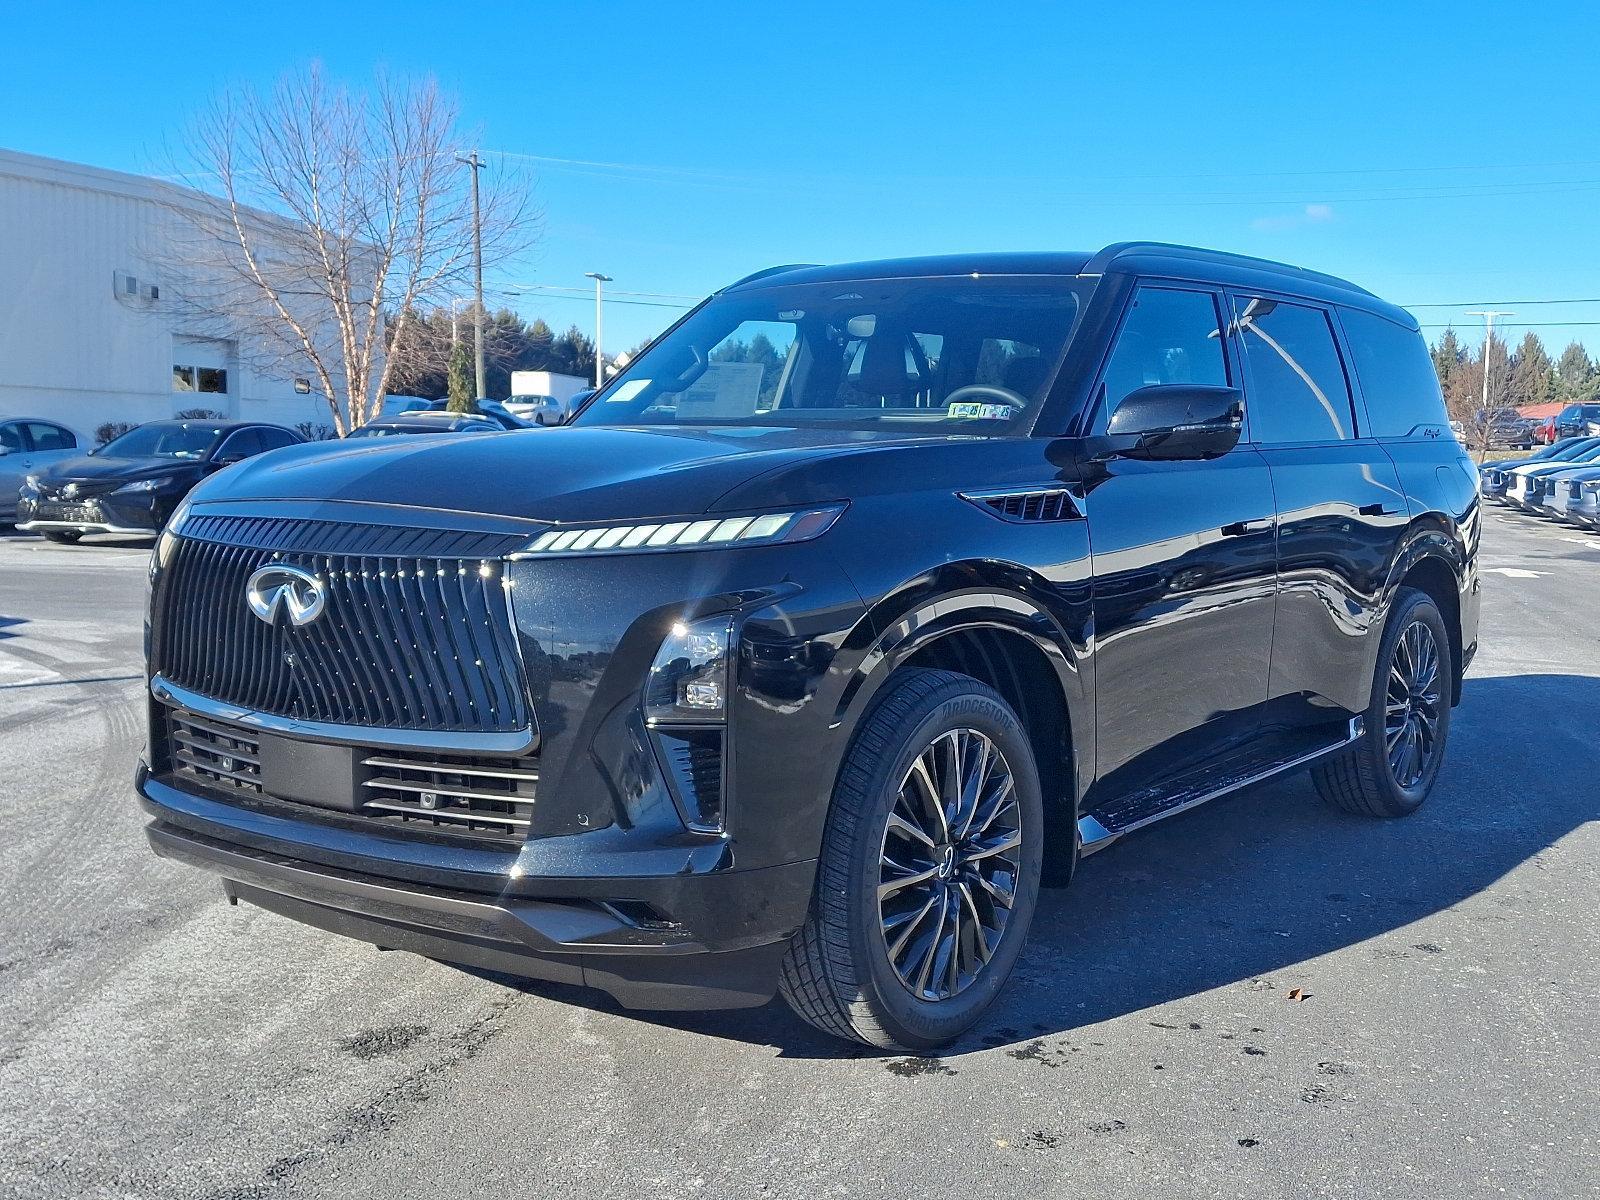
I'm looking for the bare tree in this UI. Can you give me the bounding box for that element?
[167,67,535,432]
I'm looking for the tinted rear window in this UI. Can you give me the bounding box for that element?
[1339,308,1448,438]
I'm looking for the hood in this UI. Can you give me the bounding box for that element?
[40,454,205,484]
[189,425,945,524]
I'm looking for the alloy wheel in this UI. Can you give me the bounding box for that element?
[1385,620,1443,789]
[877,728,1023,1001]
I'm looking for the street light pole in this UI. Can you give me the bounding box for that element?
[457,150,488,399]
[1466,310,1515,464]
[585,272,612,388]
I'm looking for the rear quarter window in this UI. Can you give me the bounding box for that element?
[1340,308,1448,437]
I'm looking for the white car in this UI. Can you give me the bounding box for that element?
[502,393,565,426]
[0,417,82,525]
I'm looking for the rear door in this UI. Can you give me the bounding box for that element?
[1229,292,1408,730]
[1082,284,1279,802]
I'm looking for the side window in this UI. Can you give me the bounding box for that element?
[1097,287,1229,430]
[23,422,76,452]
[255,427,300,451]
[1339,309,1447,437]
[1233,296,1355,443]
[0,423,24,453]
[215,429,261,460]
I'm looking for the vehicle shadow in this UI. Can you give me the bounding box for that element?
[479,672,1599,1059]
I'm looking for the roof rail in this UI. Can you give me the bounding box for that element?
[719,263,819,291]
[1082,241,1375,297]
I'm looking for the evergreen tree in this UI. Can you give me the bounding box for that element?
[447,340,476,412]
[1555,341,1596,400]
[1506,332,1553,410]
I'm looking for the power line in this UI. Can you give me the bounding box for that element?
[1406,297,1600,308]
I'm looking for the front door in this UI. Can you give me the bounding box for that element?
[1081,285,1279,806]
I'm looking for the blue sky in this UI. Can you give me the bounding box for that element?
[5,2,1600,358]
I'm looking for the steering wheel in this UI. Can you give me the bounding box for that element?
[942,384,1028,412]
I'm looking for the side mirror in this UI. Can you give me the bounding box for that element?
[1104,384,1244,461]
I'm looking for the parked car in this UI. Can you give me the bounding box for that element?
[1478,436,1600,500]
[1565,478,1600,529]
[137,243,1478,1051]
[347,412,502,438]
[1553,402,1600,441]
[1534,461,1600,523]
[16,419,302,542]
[1528,414,1558,445]
[1471,407,1535,449]
[1503,440,1600,511]
[0,416,81,525]
[422,398,535,431]
[503,394,566,426]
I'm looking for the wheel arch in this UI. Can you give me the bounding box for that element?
[826,564,1092,874]
[1381,521,1468,705]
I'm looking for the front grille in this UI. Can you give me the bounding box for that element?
[360,750,538,837]
[169,710,264,793]
[154,520,533,734]
[162,707,536,842]
[1571,481,1585,499]
[35,502,102,524]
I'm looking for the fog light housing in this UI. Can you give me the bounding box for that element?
[645,616,733,725]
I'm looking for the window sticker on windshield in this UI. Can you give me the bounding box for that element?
[948,402,1014,421]
[607,379,649,403]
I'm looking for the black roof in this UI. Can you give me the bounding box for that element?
[721,241,1412,329]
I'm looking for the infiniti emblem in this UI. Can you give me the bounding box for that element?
[246,564,327,627]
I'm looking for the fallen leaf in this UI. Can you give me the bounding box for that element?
[1287,987,1306,1001]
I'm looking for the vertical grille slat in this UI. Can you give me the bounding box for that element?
[154,522,531,735]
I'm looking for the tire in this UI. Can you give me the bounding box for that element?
[1312,588,1452,818]
[779,668,1044,1051]
[41,530,82,544]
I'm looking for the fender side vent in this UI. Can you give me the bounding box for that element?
[961,488,1080,522]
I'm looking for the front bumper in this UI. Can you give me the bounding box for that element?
[140,767,814,1009]
[16,489,165,534]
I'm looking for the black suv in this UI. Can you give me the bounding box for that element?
[138,243,1480,1051]
[1554,402,1600,441]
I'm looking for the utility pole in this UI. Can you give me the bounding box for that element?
[456,150,487,398]
[1466,310,1514,464]
[585,272,612,388]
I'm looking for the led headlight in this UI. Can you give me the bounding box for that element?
[514,504,845,558]
[116,476,170,494]
[645,615,733,725]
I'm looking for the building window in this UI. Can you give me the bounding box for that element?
[173,365,228,394]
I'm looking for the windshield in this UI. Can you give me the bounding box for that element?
[572,275,1088,435]
[100,422,224,459]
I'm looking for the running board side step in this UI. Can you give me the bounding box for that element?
[1077,718,1363,857]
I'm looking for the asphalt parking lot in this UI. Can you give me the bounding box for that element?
[1,508,1595,1200]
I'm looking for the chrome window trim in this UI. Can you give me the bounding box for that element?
[151,675,539,755]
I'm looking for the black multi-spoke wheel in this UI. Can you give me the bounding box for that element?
[1314,588,1453,818]
[780,669,1044,1051]
[878,729,1021,1002]
[1384,621,1443,789]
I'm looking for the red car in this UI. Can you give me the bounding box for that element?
[1533,415,1559,445]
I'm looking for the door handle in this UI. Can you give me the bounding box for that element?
[1221,518,1275,536]
[1358,503,1399,517]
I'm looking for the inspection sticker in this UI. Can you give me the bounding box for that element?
[947,402,1014,420]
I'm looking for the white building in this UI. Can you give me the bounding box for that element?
[0,148,332,441]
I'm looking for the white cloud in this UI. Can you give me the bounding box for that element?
[1251,203,1337,231]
